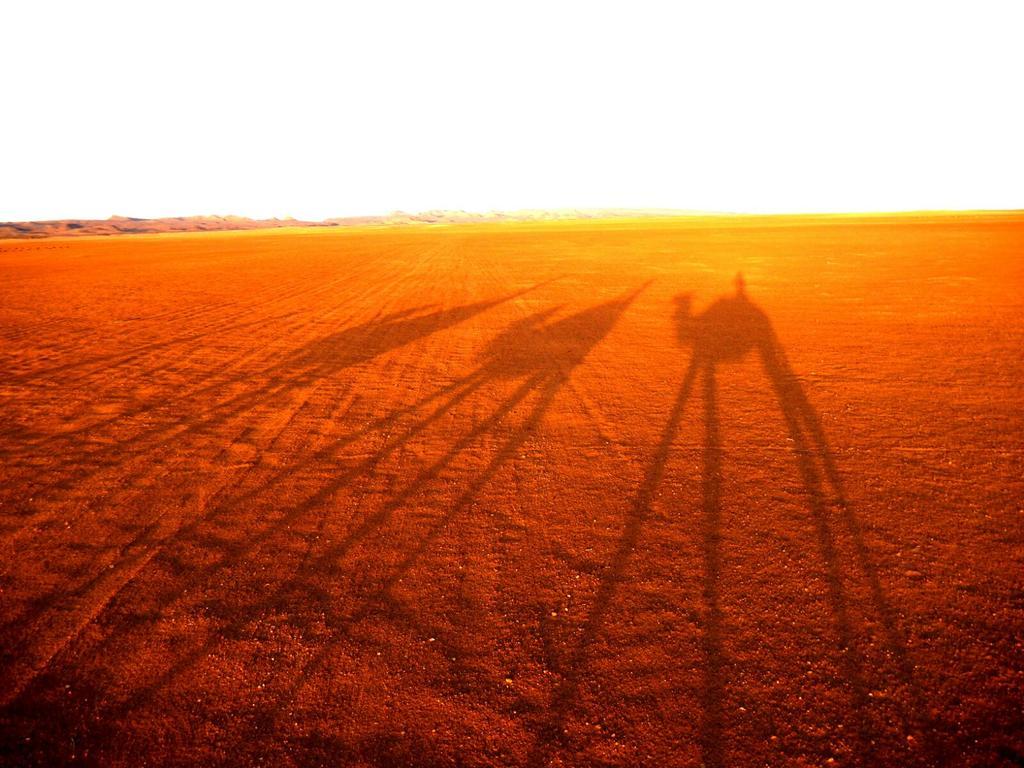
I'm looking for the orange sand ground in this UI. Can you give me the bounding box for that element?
[0,217,1022,767]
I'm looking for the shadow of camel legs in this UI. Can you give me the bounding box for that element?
[0,287,552,708]
[53,288,647,732]
[699,359,725,768]
[759,336,937,763]
[527,356,702,767]
[250,288,649,736]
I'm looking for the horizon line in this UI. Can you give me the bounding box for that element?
[5,206,1024,226]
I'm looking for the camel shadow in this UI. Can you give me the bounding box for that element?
[209,285,651,732]
[0,284,650,762]
[0,285,547,706]
[528,274,929,767]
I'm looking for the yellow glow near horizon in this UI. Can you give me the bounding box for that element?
[2,1,1022,221]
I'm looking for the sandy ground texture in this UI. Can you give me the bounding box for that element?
[0,216,1022,767]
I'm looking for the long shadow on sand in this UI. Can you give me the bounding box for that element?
[0,285,647,763]
[527,276,931,768]
[0,285,549,704]
[3,285,543,494]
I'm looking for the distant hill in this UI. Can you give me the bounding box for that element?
[0,210,713,239]
[0,215,335,239]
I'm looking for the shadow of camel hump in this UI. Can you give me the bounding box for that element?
[674,272,773,363]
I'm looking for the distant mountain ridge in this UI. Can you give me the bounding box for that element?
[3,209,1019,239]
[0,209,712,239]
[0,215,329,239]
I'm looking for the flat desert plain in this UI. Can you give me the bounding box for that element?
[0,216,1022,767]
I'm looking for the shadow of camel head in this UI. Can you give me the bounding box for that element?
[674,272,772,364]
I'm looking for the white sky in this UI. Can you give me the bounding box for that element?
[3,1,1022,221]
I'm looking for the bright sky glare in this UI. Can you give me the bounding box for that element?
[3,1,1022,221]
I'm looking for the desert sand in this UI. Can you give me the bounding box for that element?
[0,215,1021,766]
